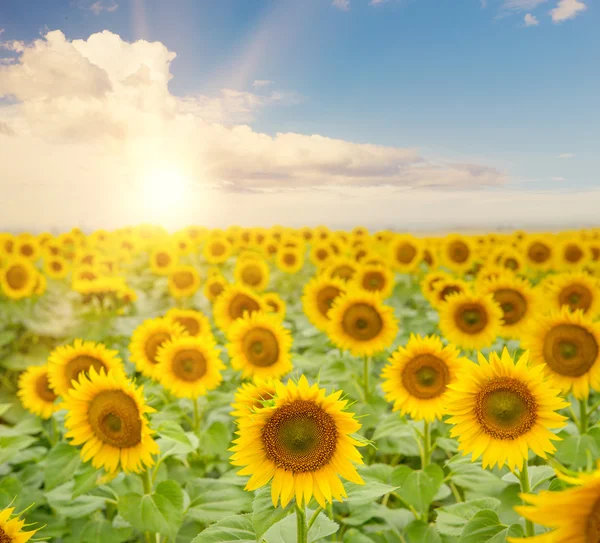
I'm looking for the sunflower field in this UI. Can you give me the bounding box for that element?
[2,226,600,543]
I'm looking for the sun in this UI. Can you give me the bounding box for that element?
[141,166,189,215]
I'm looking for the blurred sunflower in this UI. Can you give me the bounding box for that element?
[234,257,270,291]
[230,378,278,418]
[203,274,229,303]
[15,235,41,261]
[168,265,201,299]
[524,235,554,271]
[546,272,600,317]
[309,242,333,267]
[149,245,178,276]
[556,237,590,270]
[420,270,452,303]
[440,235,475,273]
[0,257,38,300]
[0,233,15,256]
[165,308,212,337]
[429,277,470,309]
[353,264,395,298]
[324,257,359,282]
[213,285,265,330]
[0,506,38,543]
[17,365,58,419]
[302,275,347,332]
[389,235,424,273]
[276,248,304,274]
[203,236,233,264]
[262,292,286,320]
[44,255,70,280]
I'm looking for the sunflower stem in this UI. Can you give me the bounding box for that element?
[421,421,431,469]
[519,462,535,537]
[51,416,60,445]
[295,502,308,543]
[193,397,201,433]
[141,470,155,543]
[579,398,589,434]
[307,506,324,531]
[363,356,370,402]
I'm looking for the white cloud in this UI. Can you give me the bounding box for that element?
[502,0,547,12]
[550,0,587,22]
[551,176,566,181]
[332,0,350,11]
[524,13,540,25]
[252,79,272,88]
[369,0,387,5]
[558,152,575,158]
[89,1,119,15]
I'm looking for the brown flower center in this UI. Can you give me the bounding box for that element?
[36,373,57,402]
[21,244,34,257]
[493,289,527,325]
[559,284,593,313]
[0,526,12,543]
[396,243,417,264]
[173,316,201,336]
[156,252,171,268]
[65,355,107,387]
[316,285,342,318]
[543,324,599,377]
[209,281,225,298]
[332,265,355,281]
[6,265,28,290]
[228,293,261,320]
[283,253,297,266]
[172,270,195,289]
[144,332,171,364]
[241,264,263,286]
[528,242,551,263]
[316,249,328,261]
[210,242,225,256]
[454,303,488,333]
[341,303,383,341]
[448,241,470,264]
[171,349,207,382]
[438,284,462,303]
[565,243,584,263]
[401,354,450,399]
[362,271,385,292]
[586,497,600,543]
[88,390,142,448]
[242,327,280,367]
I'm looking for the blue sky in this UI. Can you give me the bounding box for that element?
[0,0,598,230]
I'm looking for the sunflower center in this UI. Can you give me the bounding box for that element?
[229,294,261,320]
[172,271,194,289]
[211,242,225,256]
[144,332,170,364]
[156,252,171,268]
[209,281,224,297]
[543,324,599,377]
[316,249,328,261]
[241,265,263,286]
[475,378,537,440]
[51,261,62,272]
[439,285,461,302]
[493,289,527,325]
[362,271,384,291]
[504,258,519,270]
[528,242,551,263]
[396,243,417,264]
[65,355,107,386]
[401,354,450,399]
[88,390,142,448]
[423,250,433,266]
[21,244,34,256]
[559,284,592,312]
[332,265,355,281]
[283,253,297,266]
[262,399,337,473]
[454,303,488,334]
[36,373,57,402]
[448,241,469,263]
[174,316,200,336]
[565,244,584,263]
[6,265,27,290]
[242,327,279,367]
[342,303,383,341]
[266,300,280,313]
[0,526,11,543]
[586,497,600,543]
[316,286,342,318]
[171,349,207,382]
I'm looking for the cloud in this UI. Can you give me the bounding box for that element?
[89,1,119,15]
[502,0,547,12]
[551,176,566,181]
[550,0,587,22]
[369,0,387,5]
[332,0,350,11]
[558,152,575,158]
[252,79,272,88]
[524,13,540,25]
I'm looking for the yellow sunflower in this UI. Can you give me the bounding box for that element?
[230,375,364,508]
[524,235,555,271]
[234,257,270,292]
[48,339,125,397]
[429,277,470,309]
[545,272,600,317]
[556,237,590,270]
[165,308,212,337]
[521,308,600,399]
[302,275,348,332]
[496,248,526,275]
[230,378,278,418]
[155,335,224,398]
[34,273,47,296]
[389,235,424,273]
[445,349,568,470]
[381,335,467,422]
[168,265,201,299]
[227,311,293,380]
[477,275,539,340]
[149,245,178,276]
[15,235,41,261]
[203,236,233,264]
[440,235,476,273]
[420,271,452,304]
[0,257,38,300]
[276,248,304,274]
[0,233,15,256]
[262,292,287,320]
[323,257,359,282]
[476,262,513,283]
[63,367,159,474]
[44,255,70,280]
[438,292,503,350]
[309,242,333,267]
[353,264,395,298]
[213,285,265,331]
[17,365,59,419]
[0,507,38,543]
[129,318,188,380]
[204,274,229,303]
[327,289,399,357]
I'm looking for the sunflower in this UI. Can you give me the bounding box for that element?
[524,235,554,271]
[477,275,539,340]
[441,235,475,273]
[323,257,359,282]
[510,469,600,543]
[276,248,304,274]
[445,349,568,470]
[155,335,224,398]
[34,273,47,296]
[234,258,270,291]
[0,257,38,300]
[420,271,452,303]
[521,308,600,399]
[230,378,278,418]
[213,285,266,331]
[0,233,15,256]
[129,318,188,380]
[203,236,233,264]
[149,245,178,276]
[168,265,201,299]
[497,248,526,275]
[309,242,333,267]
[299,227,314,243]
[15,235,41,261]
[48,339,126,397]
[227,312,293,380]
[262,292,287,320]
[0,507,38,543]
[476,262,513,284]
[204,274,229,303]
[389,235,424,273]
[63,367,158,473]
[302,275,348,332]
[230,375,364,508]
[429,277,470,309]
[438,292,503,350]
[44,255,70,280]
[353,264,395,298]
[545,272,600,317]
[327,290,399,357]
[165,308,212,337]
[381,335,467,422]
[556,237,590,270]
[17,365,58,419]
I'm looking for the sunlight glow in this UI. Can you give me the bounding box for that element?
[141,167,189,215]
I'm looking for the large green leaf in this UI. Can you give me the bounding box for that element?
[344,476,398,506]
[191,514,256,543]
[458,510,524,543]
[186,479,252,524]
[404,521,442,543]
[263,509,339,543]
[397,469,440,517]
[555,434,598,469]
[252,487,293,540]
[435,498,501,536]
[44,442,82,490]
[79,518,132,543]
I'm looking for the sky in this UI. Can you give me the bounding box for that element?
[0,0,598,232]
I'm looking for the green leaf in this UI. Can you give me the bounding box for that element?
[0,435,37,464]
[344,478,398,505]
[0,404,13,417]
[398,470,439,516]
[502,465,555,491]
[555,434,598,469]
[458,510,514,543]
[252,487,292,541]
[79,518,132,543]
[44,442,82,490]
[46,482,107,518]
[372,416,421,456]
[342,529,377,542]
[72,464,101,498]
[405,520,442,543]
[186,479,252,525]
[156,421,193,449]
[263,509,338,543]
[201,421,232,457]
[435,498,501,537]
[191,514,256,543]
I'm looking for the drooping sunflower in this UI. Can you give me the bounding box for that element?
[203,236,233,264]
[17,365,59,419]
[477,275,539,340]
[524,235,554,271]
[327,290,399,357]
[44,255,70,280]
[262,292,287,320]
[234,257,270,292]
[0,257,38,300]
[230,378,278,418]
[275,248,304,274]
[353,264,395,299]
[129,318,188,380]
[213,284,266,331]
[440,235,476,273]
[302,275,348,332]
[381,335,467,422]
[155,335,224,398]
[165,308,212,337]
[429,277,470,309]
[203,274,229,303]
[545,272,600,317]
[438,292,503,350]
[63,367,159,473]
[445,349,568,470]
[230,375,364,508]
[48,339,125,397]
[149,245,178,276]
[167,265,201,299]
[522,308,600,398]
[227,311,293,380]
[388,234,424,273]
[0,506,38,543]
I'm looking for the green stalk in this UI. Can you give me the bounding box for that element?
[363,356,370,402]
[519,462,535,537]
[193,398,201,433]
[296,502,308,543]
[579,398,588,434]
[141,470,154,543]
[422,421,431,469]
